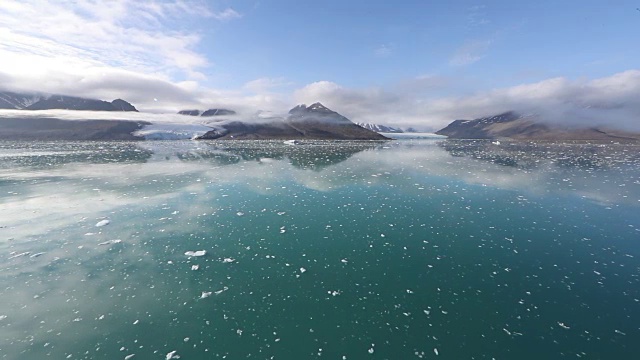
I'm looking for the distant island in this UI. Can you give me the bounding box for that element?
[436,111,640,142]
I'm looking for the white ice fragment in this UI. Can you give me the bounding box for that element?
[236,212,245,216]
[124,355,135,360]
[0,315,7,321]
[368,348,374,354]
[341,259,348,263]
[191,265,200,271]
[99,239,122,246]
[214,286,229,295]
[558,322,570,329]
[8,252,30,259]
[200,291,212,299]
[222,258,235,263]
[30,252,45,258]
[95,219,110,227]
[434,348,439,356]
[165,350,180,359]
[185,250,206,257]
[299,267,306,274]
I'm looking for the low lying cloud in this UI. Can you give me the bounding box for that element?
[294,70,640,131]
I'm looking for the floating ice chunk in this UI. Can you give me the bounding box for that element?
[200,291,212,299]
[165,350,180,359]
[341,259,348,263]
[236,212,245,216]
[0,315,7,321]
[185,250,206,257]
[328,290,341,296]
[99,239,122,246]
[434,348,439,356]
[30,252,45,258]
[283,140,301,145]
[191,265,200,271]
[222,258,235,263]
[558,322,570,329]
[8,252,30,259]
[368,348,374,354]
[124,355,135,360]
[214,286,229,295]
[95,219,110,227]
[299,267,307,274]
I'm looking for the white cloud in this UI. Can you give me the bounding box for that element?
[212,8,243,21]
[0,0,268,113]
[0,1,220,78]
[374,44,393,58]
[293,70,640,131]
[449,39,492,66]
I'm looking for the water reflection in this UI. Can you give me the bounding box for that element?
[0,140,639,359]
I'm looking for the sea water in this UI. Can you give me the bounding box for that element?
[0,139,639,359]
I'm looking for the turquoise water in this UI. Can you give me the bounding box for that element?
[1,140,639,359]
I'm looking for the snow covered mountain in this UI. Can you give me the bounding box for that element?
[355,122,403,133]
[196,103,388,140]
[0,91,138,112]
[0,91,42,109]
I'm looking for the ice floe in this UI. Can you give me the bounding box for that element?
[95,219,110,227]
[185,250,207,257]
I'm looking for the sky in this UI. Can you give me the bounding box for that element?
[0,0,639,130]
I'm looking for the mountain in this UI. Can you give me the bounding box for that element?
[178,109,201,116]
[356,122,403,133]
[0,91,41,109]
[111,99,138,112]
[201,108,236,117]
[196,103,388,140]
[0,91,138,112]
[178,108,236,116]
[436,111,640,141]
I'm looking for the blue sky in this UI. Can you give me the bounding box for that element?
[0,0,639,129]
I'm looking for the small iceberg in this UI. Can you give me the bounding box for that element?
[95,219,110,227]
[185,250,206,257]
[165,350,180,360]
[98,239,122,246]
[283,140,301,145]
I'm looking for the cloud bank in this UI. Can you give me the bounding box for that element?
[294,70,640,131]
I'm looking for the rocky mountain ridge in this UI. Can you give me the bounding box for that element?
[0,91,137,112]
[436,111,640,141]
[196,103,387,140]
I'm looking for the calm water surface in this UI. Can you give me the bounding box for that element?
[1,140,639,359]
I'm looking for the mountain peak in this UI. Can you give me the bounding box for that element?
[288,102,335,115]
